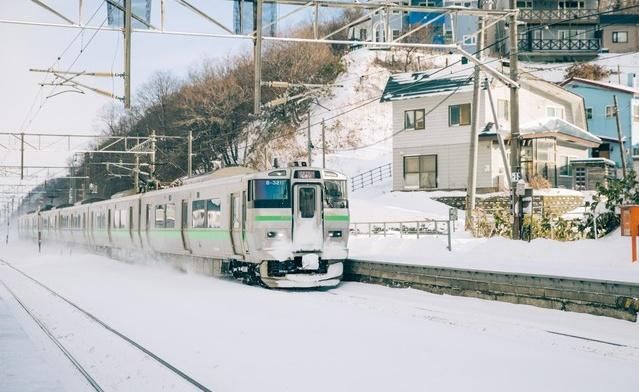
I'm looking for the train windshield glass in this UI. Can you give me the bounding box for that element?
[253,179,291,208]
[324,180,348,208]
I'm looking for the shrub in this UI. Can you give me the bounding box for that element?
[564,63,610,81]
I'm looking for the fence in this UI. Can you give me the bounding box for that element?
[350,163,392,192]
[350,219,453,251]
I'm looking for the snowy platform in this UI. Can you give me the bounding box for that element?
[0,291,86,392]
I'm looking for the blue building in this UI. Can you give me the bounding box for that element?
[408,0,446,44]
[442,0,478,52]
[560,77,639,169]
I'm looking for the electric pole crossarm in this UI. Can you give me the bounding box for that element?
[30,68,123,78]
[456,47,519,88]
[175,0,234,34]
[30,0,75,24]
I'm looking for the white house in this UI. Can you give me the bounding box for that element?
[381,72,601,192]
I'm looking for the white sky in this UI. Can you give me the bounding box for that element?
[0,0,314,202]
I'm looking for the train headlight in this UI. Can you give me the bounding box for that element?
[328,230,342,238]
[266,231,283,239]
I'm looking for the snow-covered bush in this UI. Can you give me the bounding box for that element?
[581,171,639,238]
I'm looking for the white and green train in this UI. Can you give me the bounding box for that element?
[18,165,349,288]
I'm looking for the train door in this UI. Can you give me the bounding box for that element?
[181,199,191,252]
[107,209,112,243]
[230,193,245,256]
[128,206,134,241]
[137,199,144,249]
[292,184,323,251]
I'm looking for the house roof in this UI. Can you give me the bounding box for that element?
[480,117,601,147]
[560,77,639,95]
[380,73,473,102]
[600,14,639,24]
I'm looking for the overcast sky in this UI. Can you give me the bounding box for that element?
[0,0,313,199]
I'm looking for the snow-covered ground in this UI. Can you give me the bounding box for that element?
[347,180,639,283]
[1,241,638,392]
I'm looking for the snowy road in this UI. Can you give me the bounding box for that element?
[1,242,638,392]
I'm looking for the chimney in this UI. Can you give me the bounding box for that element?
[627,73,637,88]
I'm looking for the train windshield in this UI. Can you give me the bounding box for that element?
[253,179,291,208]
[324,180,348,208]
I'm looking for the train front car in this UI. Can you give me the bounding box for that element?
[246,167,349,288]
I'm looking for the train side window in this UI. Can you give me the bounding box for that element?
[192,200,206,228]
[207,199,221,229]
[155,205,166,228]
[165,203,176,228]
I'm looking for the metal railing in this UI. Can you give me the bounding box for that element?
[350,163,392,192]
[518,8,598,22]
[518,38,600,51]
[350,219,453,251]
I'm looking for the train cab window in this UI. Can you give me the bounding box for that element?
[154,205,166,228]
[114,210,120,229]
[192,200,206,228]
[324,180,348,209]
[299,188,316,219]
[253,179,290,208]
[165,203,176,229]
[120,209,128,229]
[207,199,221,228]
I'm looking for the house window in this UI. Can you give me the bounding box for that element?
[546,106,565,119]
[606,105,616,118]
[516,0,533,8]
[404,155,437,189]
[449,103,471,126]
[463,35,477,45]
[612,31,628,43]
[359,29,367,41]
[392,30,401,40]
[633,104,639,122]
[586,107,592,119]
[404,109,425,130]
[498,99,509,121]
[559,156,575,176]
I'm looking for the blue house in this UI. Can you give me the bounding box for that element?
[560,77,639,170]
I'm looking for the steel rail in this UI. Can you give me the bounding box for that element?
[0,279,104,392]
[0,258,214,392]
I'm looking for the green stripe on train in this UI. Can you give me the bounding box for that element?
[255,215,292,222]
[325,215,349,221]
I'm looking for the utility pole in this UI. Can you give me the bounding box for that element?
[466,15,484,229]
[253,0,263,114]
[307,113,312,166]
[123,0,132,109]
[150,129,156,187]
[20,132,25,180]
[134,154,140,192]
[321,119,326,168]
[188,130,193,177]
[509,2,522,240]
[613,95,628,177]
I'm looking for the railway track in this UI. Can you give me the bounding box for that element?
[0,257,213,392]
[344,260,639,321]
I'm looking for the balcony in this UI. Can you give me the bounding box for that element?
[518,8,599,23]
[518,38,600,52]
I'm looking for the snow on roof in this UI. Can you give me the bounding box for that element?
[560,77,639,95]
[481,117,601,146]
[380,74,473,102]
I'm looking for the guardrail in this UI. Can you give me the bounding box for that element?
[350,163,392,192]
[343,260,639,321]
[350,219,453,251]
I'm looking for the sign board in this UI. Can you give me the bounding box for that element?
[620,205,639,263]
[515,180,526,196]
[449,207,458,221]
[107,0,152,29]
